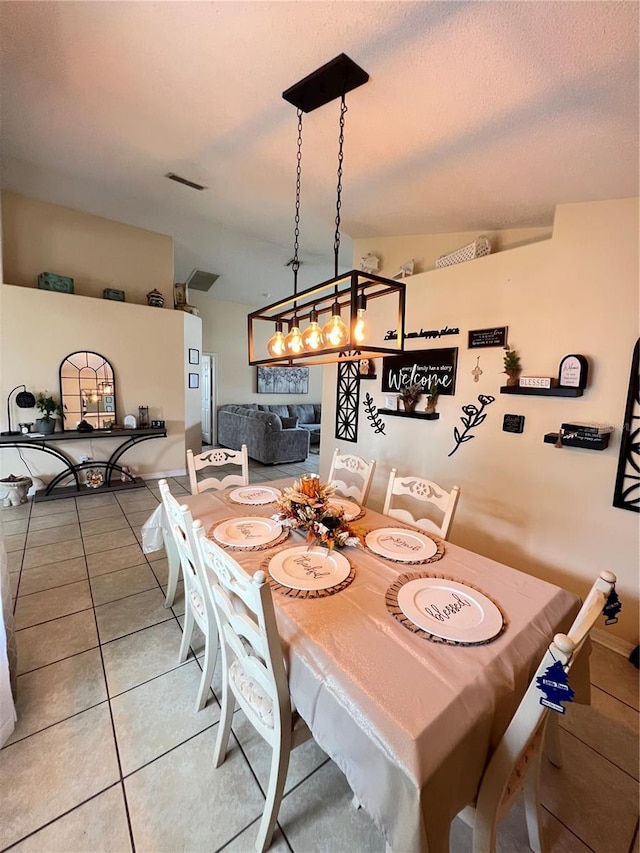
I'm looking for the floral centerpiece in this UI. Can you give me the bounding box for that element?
[273,475,362,550]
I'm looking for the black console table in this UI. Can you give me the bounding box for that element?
[0,428,167,501]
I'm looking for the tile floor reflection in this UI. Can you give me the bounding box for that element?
[1,454,638,852]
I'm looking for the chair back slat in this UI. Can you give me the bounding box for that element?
[383,468,460,540]
[327,448,376,504]
[187,445,249,494]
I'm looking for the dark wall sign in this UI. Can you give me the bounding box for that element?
[382,348,458,395]
[503,414,525,434]
[468,327,508,349]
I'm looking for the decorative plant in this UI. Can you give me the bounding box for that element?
[273,479,362,550]
[425,384,440,412]
[35,392,64,423]
[398,382,423,410]
[503,349,522,387]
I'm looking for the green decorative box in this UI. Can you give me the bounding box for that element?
[38,272,74,294]
[103,288,125,302]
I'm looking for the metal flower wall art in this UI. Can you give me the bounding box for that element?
[448,394,495,457]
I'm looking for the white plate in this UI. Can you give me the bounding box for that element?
[397,578,504,643]
[229,486,282,505]
[366,527,437,562]
[327,497,362,521]
[268,546,351,591]
[213,517,282,548]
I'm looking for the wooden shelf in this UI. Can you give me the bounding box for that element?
[543,433,610,451]
[500,386,584,398]
[358,374,378,380]
[378,408,439,420]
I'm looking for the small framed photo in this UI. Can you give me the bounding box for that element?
[188,373,199,389]
[384,395,398,410]
[188,348,199,365]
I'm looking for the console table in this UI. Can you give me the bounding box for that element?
[0,427,167,501]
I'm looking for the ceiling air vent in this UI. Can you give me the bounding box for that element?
[165,172,207,191]
[186,269,220,292]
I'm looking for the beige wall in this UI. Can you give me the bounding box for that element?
[319,198,639,644]
[1,192,174,306]
[190,293,323,416]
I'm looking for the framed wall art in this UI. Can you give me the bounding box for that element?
[188,348,200,365]
[257,366,309,394]
[188,373,199,389]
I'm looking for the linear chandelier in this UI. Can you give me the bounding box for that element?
[248,54,406,367]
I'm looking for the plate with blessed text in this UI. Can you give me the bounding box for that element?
[269,546,351,591]
[366,527,437,562]
[397,578,504,643]
[229,486,282,505]
[213,517,282,548]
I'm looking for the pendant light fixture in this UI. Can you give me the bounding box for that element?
[249,54,406,367]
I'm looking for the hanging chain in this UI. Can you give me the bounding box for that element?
[292,108,303,297]
[333,94,347,278]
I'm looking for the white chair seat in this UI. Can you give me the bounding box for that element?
[230,658,274,729]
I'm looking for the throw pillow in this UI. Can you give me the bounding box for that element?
[281,416,299,430]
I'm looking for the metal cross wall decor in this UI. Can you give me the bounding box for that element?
[613,338,639,512]
[335,357,360,442]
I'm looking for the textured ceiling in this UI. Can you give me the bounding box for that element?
[1,1,638,304]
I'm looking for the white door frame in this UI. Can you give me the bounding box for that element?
[201,352,218,445]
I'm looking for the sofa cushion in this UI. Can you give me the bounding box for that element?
[281,416,299,429]
[288,404,316,424]
[264,404,290,419]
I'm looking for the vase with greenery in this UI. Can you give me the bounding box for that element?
[398,382,423,412]
[35,392,64,434]
[425,385,440,414]
[503,350,522,387]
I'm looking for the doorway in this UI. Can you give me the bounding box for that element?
[201,353,217,446]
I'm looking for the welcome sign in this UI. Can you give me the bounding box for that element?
[382,347,458,395]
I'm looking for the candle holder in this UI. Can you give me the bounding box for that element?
[300,473,320,498]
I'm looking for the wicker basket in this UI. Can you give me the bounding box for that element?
[435,236,491,268]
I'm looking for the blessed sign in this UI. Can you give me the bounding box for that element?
[382,348,458,395]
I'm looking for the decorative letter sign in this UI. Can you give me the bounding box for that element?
[558,354,588,389]
[382,348,458,395]
[468,327,508,349]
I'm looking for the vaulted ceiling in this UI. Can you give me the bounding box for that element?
[1,1,638,304]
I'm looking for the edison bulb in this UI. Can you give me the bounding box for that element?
[284,323,304,355]
[267,324,286,358]
[302,311,324,351]
[322,303,349,347]
[354,308,367,345]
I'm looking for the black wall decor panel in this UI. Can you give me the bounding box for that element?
[613,338,639,512]
[335,358,360,442]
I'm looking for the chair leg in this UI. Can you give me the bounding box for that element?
[178,599,195,663]
[544,713,563,768]
[254,736,291,853]
[523,749,544,853]
[213,677,235,768]
[162,531,180,608]
[195,630,217,712]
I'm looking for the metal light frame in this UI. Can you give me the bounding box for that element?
[248,54,407,367]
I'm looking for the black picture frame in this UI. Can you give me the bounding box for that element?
[188,348,200,365]
[188,373,199,389]
[468,327,508,349]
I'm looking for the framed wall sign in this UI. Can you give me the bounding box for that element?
[558,354,588,388]
[503,414,525,434]
[188,348,200,365]
[382,348,458,395]
[188,373,199,389]
[468,327,508,349]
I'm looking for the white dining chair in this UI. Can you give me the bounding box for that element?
[327,448,376,505]
[383,468,461,540]
[192,520,312,853]
[187,445,249,495]
[159,479,218,711]
[456,570,617,853]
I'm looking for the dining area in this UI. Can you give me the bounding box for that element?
[0,447,637,853]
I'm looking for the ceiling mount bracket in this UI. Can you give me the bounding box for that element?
[282,54,369,113]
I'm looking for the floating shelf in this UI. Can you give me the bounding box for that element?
[378,408,439,420]
[543,433,610,451]
[500,386,584,398]
[358,374,378,381]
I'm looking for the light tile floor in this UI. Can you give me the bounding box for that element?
[1,454,638,853]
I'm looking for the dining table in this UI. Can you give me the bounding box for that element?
[144,478,584,853]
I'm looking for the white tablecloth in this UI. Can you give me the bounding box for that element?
[153,481,581,853]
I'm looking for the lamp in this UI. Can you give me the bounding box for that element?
[248,54,406,367]
[2,385,36,436]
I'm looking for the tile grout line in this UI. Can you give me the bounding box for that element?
[540,805,597,853]
[560,726,640,783]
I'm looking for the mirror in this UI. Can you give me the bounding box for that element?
[59,351,117,430]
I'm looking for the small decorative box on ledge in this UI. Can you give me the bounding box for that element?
[378,408,440,420]
[103,288,125,301]
[37,272,74,294]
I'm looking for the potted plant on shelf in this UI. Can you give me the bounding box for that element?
[398,382,423,413]
[35,392,64,434]
[425,385,440,414]
[503,350,522,387]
